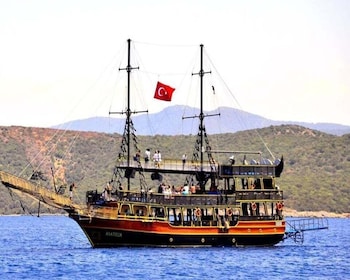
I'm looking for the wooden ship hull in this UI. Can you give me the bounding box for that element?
[70,214,285,247]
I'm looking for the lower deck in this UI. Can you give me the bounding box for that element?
[86,189,285,224]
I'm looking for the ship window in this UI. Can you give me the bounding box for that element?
[150,207,165,218]
[263,178,274,189]
[119,204,131,215]
[168,208,182,224]
[133,205,148,216]
[237,178,248,190]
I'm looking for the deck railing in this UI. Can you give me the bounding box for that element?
[116,158,277,177]
[116,158,215,172]
[92,189,283,206]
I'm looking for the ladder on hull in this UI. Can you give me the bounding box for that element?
[284,217,329,244]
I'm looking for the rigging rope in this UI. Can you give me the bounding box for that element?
[6,187,34,216]
[133,40,198,48]
[205,51,275,159]
[19,128,68,179]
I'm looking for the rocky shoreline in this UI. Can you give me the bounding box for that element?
[284,208,350,218]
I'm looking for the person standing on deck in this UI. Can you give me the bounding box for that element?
[69,183,76,201]
[104,182,112,201]
[145,149,151,165]
[158,150,162,164]
[182,154,187,169]
[134,150,141,163]
[153,150,160,168]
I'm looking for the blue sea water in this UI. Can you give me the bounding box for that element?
[0,216,349,280]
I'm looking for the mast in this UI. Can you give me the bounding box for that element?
[184,44,219,191]
[198,44,206,170]
[110,39,147,191]
[125,39,132,173]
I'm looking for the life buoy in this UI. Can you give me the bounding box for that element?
[195,208,202,217]
[276,202,283,211]
[226,207,233,217]
[251,202,257,211]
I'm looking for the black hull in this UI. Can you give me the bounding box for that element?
[81,227,284,248]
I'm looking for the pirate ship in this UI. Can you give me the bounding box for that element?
[0,39,328,247]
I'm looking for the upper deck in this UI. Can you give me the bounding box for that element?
[115,158,280,178]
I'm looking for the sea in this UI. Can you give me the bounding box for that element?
[0,215,349,280]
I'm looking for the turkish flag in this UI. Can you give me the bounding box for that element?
[154,81,175,101]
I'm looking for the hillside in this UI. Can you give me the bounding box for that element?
[0,125,349,215]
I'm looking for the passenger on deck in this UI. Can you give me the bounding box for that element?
[242,155,248,165]
[69,183,76,200]
[104,182,112,201]
[147,187,153,195]
[134,150,141,162]
[158,183,165,194]
[182,184,189,195]
[254,179,261,189]
[117,153,124,162]
[178,212,183,224]
[144,149,151,164]
[230,180,236,193]
[229,155,235,165]
[208,185,218,194]
[153,150,160,168]
[182,154,187,169]
[242,178,248,189]
[163,185,172,199]
[190,185,196,194]
[242,203,249,216]
[173,185,182,195]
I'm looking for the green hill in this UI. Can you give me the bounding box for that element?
[0,125,349,215]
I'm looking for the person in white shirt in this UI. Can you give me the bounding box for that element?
[182,154,187,169]
[153,150,160,167]
[145,149,151,164]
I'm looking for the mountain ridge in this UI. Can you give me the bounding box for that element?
[52,105,350,136]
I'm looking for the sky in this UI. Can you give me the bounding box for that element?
[0,0,349,128]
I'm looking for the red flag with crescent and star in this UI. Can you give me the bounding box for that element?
[154,81,175,102]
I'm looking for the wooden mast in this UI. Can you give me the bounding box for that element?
[125,39,133,190]
[183,44,219,191]
[198,44,207,171]
[110,39,148,190]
